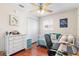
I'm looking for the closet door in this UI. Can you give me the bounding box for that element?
[27,19,39,43]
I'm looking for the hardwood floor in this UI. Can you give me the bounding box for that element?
[12,43,48,56]
[12,43,79,56]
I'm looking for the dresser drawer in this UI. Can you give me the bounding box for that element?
[8,44,14,50]
[14,39,24,43]
[7,49,14,55]
[9,40,14,45]
[13,36,23,40]
[14,42,24,47]
[9,37,14,41]
[13,45,24,53]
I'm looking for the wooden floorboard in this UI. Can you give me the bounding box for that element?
[12,44,48,56]
[12,43,79,56]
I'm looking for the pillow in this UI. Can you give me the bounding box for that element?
[51,33,56,40]
[51,33,61,40]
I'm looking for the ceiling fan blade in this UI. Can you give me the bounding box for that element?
[43,3,49,6]
[42,3,49,10]
[30,9,39,12]
[31,3,38,6]
[42,3,50,8]
[42,3,52,13]
[44,9,53,13]
[47,9,53,12]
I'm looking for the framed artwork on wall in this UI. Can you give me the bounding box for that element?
[9,14,18,26]
[60,18,68,28]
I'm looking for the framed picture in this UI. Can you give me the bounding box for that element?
[60,18,68,28]
[9,14,18,26]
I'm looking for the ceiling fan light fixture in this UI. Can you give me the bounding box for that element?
[37,10,45,15]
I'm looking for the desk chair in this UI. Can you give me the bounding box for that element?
[44,34,60,56]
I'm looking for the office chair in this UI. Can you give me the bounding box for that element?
[44,34,60,56]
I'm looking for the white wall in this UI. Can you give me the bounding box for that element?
[77,8,79,37]
[40,9,77,36]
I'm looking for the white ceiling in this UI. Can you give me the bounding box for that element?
[18,3,79,17]
[48,3,79,14]
[2,3,79,17]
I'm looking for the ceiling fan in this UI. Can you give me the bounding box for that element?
[31,3,53,14]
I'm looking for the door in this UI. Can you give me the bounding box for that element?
[27,19,39,43]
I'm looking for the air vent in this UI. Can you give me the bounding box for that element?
[19,4,24,8]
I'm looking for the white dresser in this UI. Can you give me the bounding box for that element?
[4,34,26,56]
